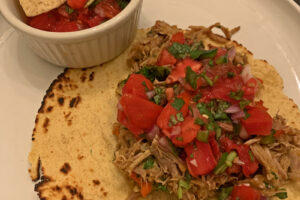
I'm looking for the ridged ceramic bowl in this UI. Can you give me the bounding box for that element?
[0,0,142,68]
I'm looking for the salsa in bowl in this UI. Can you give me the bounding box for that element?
[28,0,130,32]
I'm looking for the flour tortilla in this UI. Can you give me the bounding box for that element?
[20,0,66,17]
[28,27,300,200]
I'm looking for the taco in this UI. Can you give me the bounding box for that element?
[28,21,300,200]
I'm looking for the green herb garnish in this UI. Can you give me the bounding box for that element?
[116,0,129,9]
[227,71,235,78]
[194,117,205,126]
[185,66,199,89]
[170,115,178,125]
[275,192,288,199]
[229,90,244,100]
[197,130,209,143]
[171,97,185,111]
[200,72,214,86]
[218,186,233,200]
[215,55,228,64]
[137,66,170,82]
[191,48,218,60]
[168,42,190,59]
[176,112,184,122]
[261,129,276,145]
[239,99,250,109]
[143,156,155,169]
[65,5,74,14]
[248,150,255,162]
[192,94,202,103]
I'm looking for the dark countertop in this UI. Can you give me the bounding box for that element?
[295,0,300,5]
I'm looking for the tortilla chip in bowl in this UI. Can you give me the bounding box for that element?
[28,22,300,200]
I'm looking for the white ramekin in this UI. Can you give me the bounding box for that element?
[0,0,142,68]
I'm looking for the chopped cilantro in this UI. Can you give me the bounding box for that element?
[116,0,129,9]
[184,171,192,183]
[275,192,288,199]
[208,59,214,67]
[214,152,229,174]
[200,72,214,86]
[170,115,178,125]
[153,87,166,105]
[243,110,250,119]
[176,136,183,141]
[141,81,149,91]
[215,55,228,64]
[207,121,215,131]
[192,94,202,103]
[271,171,278,180]
[195,118,205,126]
[197,130,209,143]
[188,106,194,116]
[185,66,199,89]
[90,0,102,7]
[215,126,222,140]
[191,48,218,60]
[176,112,184,122]
[233,123,241,135]
[227,71,235,78]
[171,97,185,111]
[168,42,190,59]
[137,66,170,82]
[239,99,250,109]
[261,129,276,145]
[197,103,214,121]
[65,5,74,14]
[155,183,168,192]
[179,180,190,189]
[248,150,255,162]
[229,90,244,100]
[218,186,233,200]
[190,153,194,158]
[143,156,155,169]
[190,42,204,52]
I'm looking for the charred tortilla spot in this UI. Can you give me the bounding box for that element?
[35,117,39,124]
[60,163,71,174]
[69,96,81,108]
[93,180,100,185]
[80,73,86,82]
[48,93,54,98]
[82,68,87,71]
[58,97,64,106]
[47,106,53,112]
[43,118,49,133]
[62,195,67,200]
[67,120,72,126]
[58,84,63,90]
[100,187,104,192]
[103,192,107,196]
[78,193,84,200]
[66,186,77,196]
[77,155,84,160]
[89,72,95,81]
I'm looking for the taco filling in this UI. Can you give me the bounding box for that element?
[113,21,300,200]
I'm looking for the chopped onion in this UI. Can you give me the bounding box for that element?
[171,126,181,137]
[227,47,236,62]
[190,159,198,167]
[225,105,241,113]
[241,64,253,83]
[239,125,249,140]
[117,103,123,111]
[146,90,155,99]
[147,125,160,141]
[158,136,172,152]
[231,110,245,120]
[95,5,106,17]
[234,158,245,165]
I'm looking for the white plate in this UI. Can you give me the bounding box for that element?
[0,0,300,199]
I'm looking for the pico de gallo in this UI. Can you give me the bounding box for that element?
[113,22,298,200]
[27,0,130,32]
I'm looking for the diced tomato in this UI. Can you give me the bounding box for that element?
[241,107,272,136]
[274,129,284,137]
[157,49,177,66]
[122,74,154,100]
[185,141,217,176]
[220,137,259,177]
[28,12,57,31]
[130,173,152,197]
[87,15,104,27]
[67,0,88,10]
[230,185,261,200]
[171,117,200,147]
[95,0,121,19]
[165,87,174,101]
[157,92,190,137]
[170,32,185,44]
[242,78,258,101]
[209,138,221,160]
[54,20,79,32]
[118,94,163,136]
[215,47,227,58]
[166,58,202,84]
[226,164,241,175]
